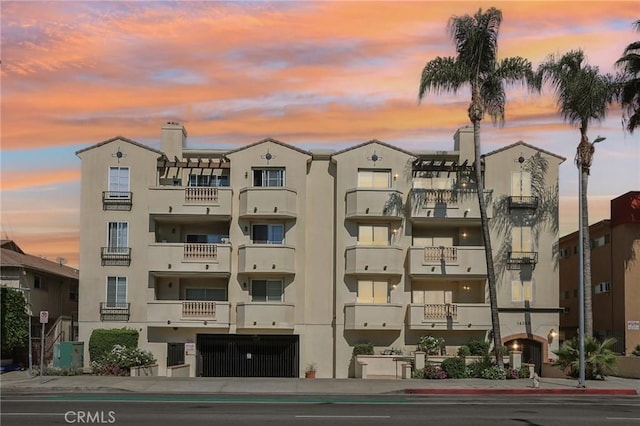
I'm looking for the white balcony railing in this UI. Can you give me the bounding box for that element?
[183,243,217,260]
[424,303,458,320]
[424,246,457,262]
[185,187,218,202]
[182,301,217,318]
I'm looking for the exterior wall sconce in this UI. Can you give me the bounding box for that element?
[169,206,173,212]
[548,329,557,344]
[245,171,248,178]
[244,225,248,232]
[512,342,519,351]
[394,174,398,181]
[206,207,210,214]
[168,282,172,288]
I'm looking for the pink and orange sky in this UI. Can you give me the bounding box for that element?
[1,1,639,268]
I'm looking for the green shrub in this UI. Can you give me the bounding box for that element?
[457,345,471,357]
[467,339,490,356]
[413,364,447,379]
[33,366,84,376]
[466,355,494,378]
[90,344,156,376]
[481,365,506,380]
[632,344,640,357]
[502,345,509,356]
[418,335,445,355]
[519,366,531,378]
[441,357,467,378]
[553,336,617,380]
[89,328,139,363]
[352,342,374,357]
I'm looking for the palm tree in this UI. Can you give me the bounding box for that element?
[536,50,617,338]
[615,20,640,134]
[553,336,617,380]
[418,7,533,367]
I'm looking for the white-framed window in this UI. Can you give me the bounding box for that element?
[511,171,531,196]
[251,280,283,302]
[412,290,452,304]
[188,174,229,187]
[357,280,389,304]
[106,276,127,307]
[511,226,532,252]
[511,280,532,302]
[357,169,391,188]
[108,167,130,193]
[253,168,285,187]
[591,235,610,249]
[252,224,284,244]
[358,224,389,246]
[594,282,611,294]
[107,222,128,252]
[185,288,227,301]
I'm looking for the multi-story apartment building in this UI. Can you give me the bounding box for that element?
[77,123,564,377]
[559,192,640,354]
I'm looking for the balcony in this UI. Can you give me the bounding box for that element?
[345,189,403,220]
[508,195,539,211]
[100,302,130,321]
[409,188,492,222]
[407,303,491,330]
[101,247,131,266]
[147,300,230,328]
[148,186,232,217]
[345,246,404,276]
[507,251,538,270]
[102,191,132,211]
[236,302,295,329]
[148,243,231,274]
[239,187,297,219]
[408,246,486,277]
[238,244,296,275]
[344,303,404,330]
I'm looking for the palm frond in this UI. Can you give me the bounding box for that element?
[418,56,466,100]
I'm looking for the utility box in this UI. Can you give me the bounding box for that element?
[53,342,84,369]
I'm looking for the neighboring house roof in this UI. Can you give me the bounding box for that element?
[483,141,566,163]
[0,241,79,280]
[75,136,163,156]
[1,240,24,254]
[225,137,312,157]
[331,139,416,158]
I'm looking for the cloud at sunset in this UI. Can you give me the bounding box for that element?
[1,0,638,267]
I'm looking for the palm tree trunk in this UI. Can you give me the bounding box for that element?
[580,167,594,338]
[471,116,503,368]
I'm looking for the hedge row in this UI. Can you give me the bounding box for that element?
[88,328,138,362]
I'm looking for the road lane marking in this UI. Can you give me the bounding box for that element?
[296,415,391,418]
[606,418,640,421]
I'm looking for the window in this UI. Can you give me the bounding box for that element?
[559,248,570,259]
[591,235,609,249]
[106,276,127,307]
[252,224,284,244]
[358,224,389,246]
[511,171,531,196]
[511,280,532,302]
[412,289,452,305]
[188,174,229,187]
[511,227,532,252]
[253,168,285,187]
[251,280,283,302]
[70,288,78,301]
[186,234,223,244]
[357,280,389,303]
[108,167,129,193]
[357,170,390,188]
[594,282,611,294]
[185,288,226,301]
[107,222,128,251]
[34,276,48,291]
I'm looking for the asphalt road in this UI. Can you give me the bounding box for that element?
[2,393,639,426]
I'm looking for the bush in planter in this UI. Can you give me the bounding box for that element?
[553,336,617,380]
[89,328,139,363]
[506,368,522,379]
[441,357,467,378]
[413,364,447,379]
[632,344,640,357]
[91,344,156,376]
[481,365,506,380]
[467,339,490,356]
[519,366,531,378]
[457,345,471,357]
[417,335,445,355]
[352,342,374,357]
[466,355,494,378]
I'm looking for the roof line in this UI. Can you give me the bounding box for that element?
[482,141,566,162]
[75,136,163,156]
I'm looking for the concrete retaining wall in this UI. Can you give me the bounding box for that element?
[166,364,190,378]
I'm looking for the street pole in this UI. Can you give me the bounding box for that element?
[577,156,586,388]
[40,322,45,384]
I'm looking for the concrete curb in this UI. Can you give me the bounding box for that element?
[405,388,639,395]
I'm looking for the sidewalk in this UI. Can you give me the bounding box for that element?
[1,371,638,395]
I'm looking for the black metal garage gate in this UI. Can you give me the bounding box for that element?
[196,334,299,377]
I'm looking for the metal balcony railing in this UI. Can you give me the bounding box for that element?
[100,302,130,321]
[424,303,458,320]
[185,187,218,202]
[507,251,538,270]
[424,246,458,262]
[508,195,539,210]
[101,247,131,266]
[182,301,217,318]
[102,191,133,210]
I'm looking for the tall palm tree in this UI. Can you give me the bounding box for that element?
[418,7,533,367]
[536,50,617,338]
[616,20,640,134]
